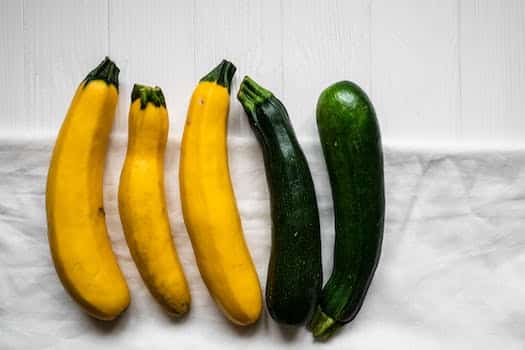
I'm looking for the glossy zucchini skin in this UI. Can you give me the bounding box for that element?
[310,81,384,339]
[238,77,322,325]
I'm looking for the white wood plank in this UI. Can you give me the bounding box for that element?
[5,1,525,143]
[282,0,371,140]
[460,0,525,144]
[0,0,24,136]
[109,0,195,139]
[371,0,460,144]
[193,0,282,138]
[23,0,108,138]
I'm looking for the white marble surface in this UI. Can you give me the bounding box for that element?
[0,137,524,349]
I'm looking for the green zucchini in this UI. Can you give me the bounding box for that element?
[237,76,322,325]
[309,81,384,339]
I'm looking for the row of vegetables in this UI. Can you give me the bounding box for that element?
[45,57,384,340]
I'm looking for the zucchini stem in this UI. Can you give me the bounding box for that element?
[83,56,120,89]
[200,59,236,93]
[237,76,273,115]
[309,306,343,340]
[131,84,166,109]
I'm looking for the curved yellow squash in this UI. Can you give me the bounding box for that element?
[119,85,190,316]
[179,60,262,325]
[46,58,130,320]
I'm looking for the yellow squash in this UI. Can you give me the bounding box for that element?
[46,57,130,320]
[119,85,190,316]
[179,60,262,325]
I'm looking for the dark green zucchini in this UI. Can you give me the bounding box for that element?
[237,76,322,325]
[309,81,384,339]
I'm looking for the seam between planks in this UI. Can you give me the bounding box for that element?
[21,0,26,133]
[369,0,373,96]
[21,0,30,134]
[107,0,111,56]
[456,0,463,141]
[280,0,284,96]
[192,0,197,82]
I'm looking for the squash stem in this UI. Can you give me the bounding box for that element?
[237,76,273,115]
[83,56,120,89]
[200,59,236,93]
[131,84,166,109]
[309,306,343,340]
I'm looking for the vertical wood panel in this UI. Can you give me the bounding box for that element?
[23,0,108,137]
[460,0,525,143]
[371,0,460,143]
[193,0,282,137]
[3,1,525,143]
[282,0,371,140]
[109,0,195,138]
[0,0,24,136]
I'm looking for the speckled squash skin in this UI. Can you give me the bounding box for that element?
[310,81,384,339]
[180,62,262,326]
[119,85,190,317]
[46,58,130,320]
[238,77,322,325]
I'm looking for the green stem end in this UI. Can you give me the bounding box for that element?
[308,306,344,341]
[131,84,166,109]
[237,76,273,115]
[200,59,236,93]
[83,56,120,90]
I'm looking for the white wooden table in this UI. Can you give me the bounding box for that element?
[1,0,524,146]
